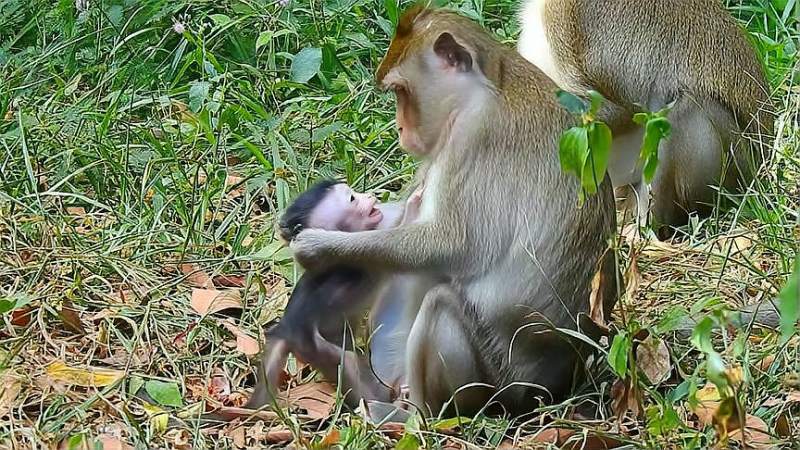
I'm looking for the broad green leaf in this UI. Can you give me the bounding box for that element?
[559,127,589,180]
[581,122,612,193]
[0,294,32,315]
[290,47,323,83]
[188,81,210,113]
[654,306,690,334]
[209,14,231,27]
[607,332,630,378]
[395,433,420,450]
[556,90,588,115]
[385,0,399,27]
[128,375,145,396]
[145,380,184,407]
[640,116,671,182]
[779,256,800,343]
[256,31,273,50]
[690,316,715,354]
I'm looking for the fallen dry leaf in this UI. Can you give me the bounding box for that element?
[142,401,168,435]
[191,289,243,315]
[207,368,232,404]
[45,361,125,387]
[57,434,132,450]
[213,274,247,288]
[529,427,625,450]
[775,412,792,437]
[164,429,192,450]
[624,253,641,302]
[229,425,247,448]
[59,298,86,335]
[729,414,772,449]
[181,263,213,288]
[635,335,671,385]
[319,428,340,447]
[611,377,642,419]
[588,262,607,327]
[281,381,336,420]
[11,305,34,326]
[65,206,86,216]
[0,369,24,416]
[219,320,260,355]
[787,391,800,403]
[96,436,133,450]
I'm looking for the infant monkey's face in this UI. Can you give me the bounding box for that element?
[310,183,383,232]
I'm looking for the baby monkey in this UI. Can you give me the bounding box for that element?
[246,179,422,410]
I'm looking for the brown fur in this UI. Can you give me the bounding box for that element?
[293,6,618,416]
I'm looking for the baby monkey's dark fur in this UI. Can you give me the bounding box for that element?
[246,181,394,411]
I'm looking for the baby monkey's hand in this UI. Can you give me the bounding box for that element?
[400,185,424,225]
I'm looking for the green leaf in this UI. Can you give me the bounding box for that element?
[581,122,612,193]
[705,351,729,391]
[209,14,231,27]
[690,316,715,354]
[607,332,630,378]
[395,433,420,450]
[0,294,32,315]
[144,380,184,407]
[107,5,124,26]
[559,127,589,180]
[779,256,800,343]
[556,90,588,115]
[188,81,210,113]
[128,375,145,396]
[290,47,323,83]
[654,306,690,334]
[588,90,605,115]
[639,116,671,182]
[385,0,399,28]
[256,31,273,50]
[431,416,472,431]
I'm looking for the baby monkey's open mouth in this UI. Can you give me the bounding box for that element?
[368,207,381,218]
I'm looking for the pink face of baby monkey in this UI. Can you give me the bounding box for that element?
[308,183,384,232]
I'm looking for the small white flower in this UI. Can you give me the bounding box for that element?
[173,21,186,34]
[75,0,89,12]
[277,0,289,6]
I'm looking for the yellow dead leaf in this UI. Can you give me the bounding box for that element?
[0,369,24,416]
[46,361,124,387]
[191,289,243,315]
[142,402,168,435]
[219,320,260,355]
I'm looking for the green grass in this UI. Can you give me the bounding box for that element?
[1,0,798,448]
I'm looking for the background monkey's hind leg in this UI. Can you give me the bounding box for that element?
[649,95,745,231]
[405,285,491,417]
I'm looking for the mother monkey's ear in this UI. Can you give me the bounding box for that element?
[433,32,473,73]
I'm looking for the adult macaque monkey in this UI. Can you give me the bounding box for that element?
[518,0,774,229]
[292,6,617,416]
